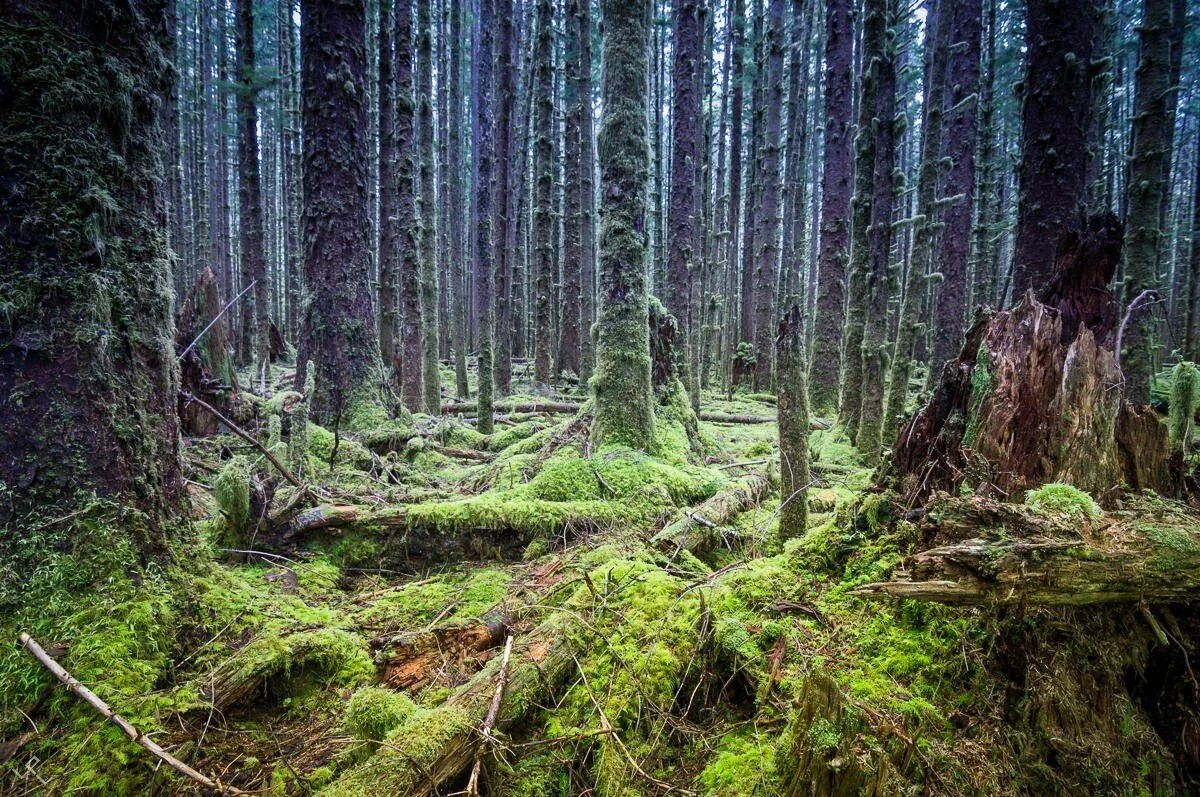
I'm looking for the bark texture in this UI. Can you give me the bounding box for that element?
[592,0,656,450]
[0,0,182,528]
[395,0,423,410]
[417,0,440,413]
[378,0,398,369]
[475,0,496,434]
[531,0,554,391]
[776,305,810,540]
[299,0,382,424]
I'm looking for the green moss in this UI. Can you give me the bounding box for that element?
[697,729,777,796]
[1024,482,1101,522]
[345,687,417,742]
[963,345,993,449]
[1168,361,1199,452]
[213,456,252,545]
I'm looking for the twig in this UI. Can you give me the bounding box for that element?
[177,280,256,362]
[714,458,768,470]
[19,633,249,796]
[180,391,303,487]
[466,635,514,796]
[1114,289,1162,372]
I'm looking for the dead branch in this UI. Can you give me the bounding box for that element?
[180,391,303,487]
[19,633,249,796]
[466,634,514,796]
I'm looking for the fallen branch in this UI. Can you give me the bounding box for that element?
[177,279,256,362]
[652,471,772,558]
[19,633,249,796]
[466,635,514,795]
[180,391,303,487]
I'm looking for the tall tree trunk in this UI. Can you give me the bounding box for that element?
[418,0,441,413]
[379,0,398,371]
[1120,0,1172,404]
[776,304,810,540]
[450,0,470,399]
[592,0,655,449]
[577,0,597,386]
[738,3,762,355]
[838,0,885,439]
[300,0,384,423]
[854,0,898,463]
[1011,0,1101,296]
[810,0,854,413]
[751,0,785,392]
[722,0,746,391]
[0,0,182,529]
[885,0,947,443]
[559,0,586,380]
[666,0,705,403]
[475,0,496,433]
[1187,142,1200,362]
[236,0,270,392]
[780,0,811,310]
[930,0,981,372]
[396,0,423,409]
[531,0,554,391]
[494,0,518,395]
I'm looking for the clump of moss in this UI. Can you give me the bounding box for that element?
[345,687,417,742]
[697,729,777,796]
[1168,361,1199,453]
[1024,482,1101,522]
[963,345,994,449]
[213,456,253,545]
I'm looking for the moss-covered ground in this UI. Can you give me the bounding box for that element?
[2,364,1195,796]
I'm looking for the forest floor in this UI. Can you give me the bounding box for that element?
[2,360,1199,796]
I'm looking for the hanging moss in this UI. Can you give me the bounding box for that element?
[1168,361,1199,453]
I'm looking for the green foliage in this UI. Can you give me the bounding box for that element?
[1024,482,1102,522]
[697,729,777,795]
[963,345,994,449]
[345,687,417,742]
[213,456,252,545]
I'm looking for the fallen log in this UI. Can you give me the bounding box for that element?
[697,412,829,429]
[377,608,511,690]
[652,471,772,558]
[432,445,496,462]
[321,611,576,797]
[441,400,583,415]
[20,633,249,795]
[853,494,1200,606]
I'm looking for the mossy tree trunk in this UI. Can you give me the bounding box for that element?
[531,0,554,391]
[665,0,704,405]
[1011,0,1102,296]
[837,0,884,440]
[751,0,785,393]
[777,305,810,540]
[299,0,383,425]
[809,0,855,413]
[449,0,469,401]
[884,0,947,444]
[395,0,422,410]
[378,0,398,373]
[235,0,270,392]
[854,0,898,464]
[493,0,517,396]
[1119,0,1172,405]
[1186,148,1200,362]
[475,0,496,435]
[0,0,182,530]
[576,0,597,386]
[721,0,745,393]
[417,0,440,414]
[559,0,583,381]
[592,0,655,451]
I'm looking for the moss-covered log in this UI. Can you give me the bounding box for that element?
[652,470,771,557]
[854,493,1200,605]
[320,611,576,796]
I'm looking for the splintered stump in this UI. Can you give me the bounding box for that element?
[893,291,1172,504]
[854,493,1200,606]
[176,267,239,435]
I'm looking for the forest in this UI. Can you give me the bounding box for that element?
[2,0,1200,793]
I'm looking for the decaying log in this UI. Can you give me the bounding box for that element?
[441,400,583,415]
[892,218,1174,504]
[853,493,1200,606]
[378,608,512,690]
[432,445,496,462]
[323,612,576,796]
[20,633,249,795]
[652,471,772,558]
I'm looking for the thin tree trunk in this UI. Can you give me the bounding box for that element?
[450,0,470,398]
[396,0,423,409]
[494,0,519,396]
[418,0,441,413]
[776,304,810,540]
[475,0,496,434]
[559,0,586,380]
[577,0,597,385]
[531,0,554,391]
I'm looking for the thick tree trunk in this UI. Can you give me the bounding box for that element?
[854,0,898,463]
[235,0,270,392]
[450,0,469,400]
[1119,0,1172,405]
[592,0,656,450]
[1011,0,1102,296]
[777,305,810,540]
[929,0,981,374]
[721,0,746,393]
[396,0,423,410]
[378,0,398,371]
[417,0,440,413]
[576,0,597,385]
[531,0,554,391]
[0,0,182,529]
[299,0,382,425]
[1186,146,1200,361]
[666,0,705,404]
[809,0,855,413]
[475,0,496,435]
[751,0,785,393]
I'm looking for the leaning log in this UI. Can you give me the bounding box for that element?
[320,611,576,797]
[853,493,1200,606]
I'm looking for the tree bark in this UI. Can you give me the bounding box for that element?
[577,0,597,386]
[299,0,383,425]
[417,0,441,413]
[1119,0,1172,405]
[809,0,855,413]
[475,0,496,435]
[559,0,586,380]
[0,0,183,530]
[531,0,554,391]
[396,0,423,410]
[1011,0,1102,296]
[777,305,810,540]
[592,0,656,450]
[378,0,399,372]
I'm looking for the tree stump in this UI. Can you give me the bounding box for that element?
[176,267,239,436]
